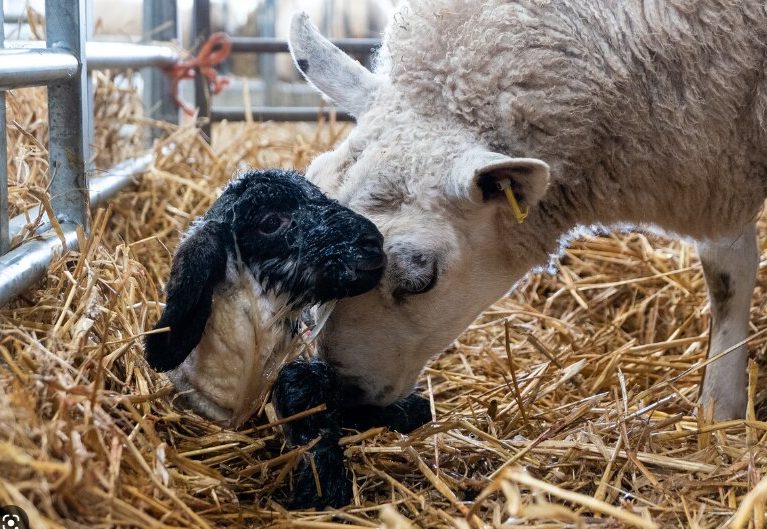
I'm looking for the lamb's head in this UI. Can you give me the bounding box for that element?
[146,169,385,427]
[290,14,554,405]
[211,168,386,304]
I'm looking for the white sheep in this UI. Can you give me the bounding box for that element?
[287,0,767,420]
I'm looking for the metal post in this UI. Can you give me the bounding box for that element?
[46,0,89,229]
[229,37,381,55]
[85,0,94,165]
[0,2,8,255]
[257,0,276,107]
[193,0,211,141]
[143,0,179,141]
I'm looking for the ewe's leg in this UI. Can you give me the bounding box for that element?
[697,223,758,420]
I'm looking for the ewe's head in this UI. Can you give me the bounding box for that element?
[290,14,553,405]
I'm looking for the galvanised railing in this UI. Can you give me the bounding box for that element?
[0,0,180,306]
[190,0,382,137]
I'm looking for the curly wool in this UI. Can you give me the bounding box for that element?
[289,1,767,411]
[378,0,767,241]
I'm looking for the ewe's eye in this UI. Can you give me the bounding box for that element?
[258,213,288,235]
[392,258,439,301]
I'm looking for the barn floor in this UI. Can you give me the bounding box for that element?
[2,85,767,528]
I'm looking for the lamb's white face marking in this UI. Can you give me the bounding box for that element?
[169,258,296,427]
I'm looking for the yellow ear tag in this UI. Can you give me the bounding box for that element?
[497,179,529,224]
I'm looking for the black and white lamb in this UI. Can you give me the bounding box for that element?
[145,168,386,428]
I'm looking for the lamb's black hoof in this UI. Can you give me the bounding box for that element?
[273,359,340,445]
[273,360,352,509]
[341,392,432,433]
[288,436,352,510]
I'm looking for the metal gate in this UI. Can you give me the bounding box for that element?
[190,0,381,140]
[0,0,382,306]
[0,0,180,305]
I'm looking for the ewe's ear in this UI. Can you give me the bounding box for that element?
[450,148,550,207]
[289,12,381,117]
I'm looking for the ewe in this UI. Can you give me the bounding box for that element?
[288,1,767,421]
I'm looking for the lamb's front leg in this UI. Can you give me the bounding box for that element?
[696,223,758,420]
[272,360,351,510]
[340,393,432,434]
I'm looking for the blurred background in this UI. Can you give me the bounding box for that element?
[3,0,394,109]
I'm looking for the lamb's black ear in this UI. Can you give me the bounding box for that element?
[145,221,232,372]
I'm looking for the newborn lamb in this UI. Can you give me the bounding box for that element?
[145,168,385,428]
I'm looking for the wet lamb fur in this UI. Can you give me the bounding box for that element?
[272,359,432,509]
[144,168,386,419]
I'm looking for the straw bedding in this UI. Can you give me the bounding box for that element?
[2,81,767,529]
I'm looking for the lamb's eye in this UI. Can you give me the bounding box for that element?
[258,213,287,235]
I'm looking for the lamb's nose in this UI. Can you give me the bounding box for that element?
[354,235,386,272]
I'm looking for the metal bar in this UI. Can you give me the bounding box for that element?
[46,0,90,228]
[229,37,382,55]
[0,2,8,255]
[87,153,153,205]
[8,154,152,243]
[193,0,212,141]
[4,41,181,71]
[2,13,28,25]
[257,0,276,107]
[212,106,353,122]
[2,153,152,306]
[86,42,180,70]
[85,0,94,170]
[143,0,179,139]
[0,48,79,90]
[0,222,80,306]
